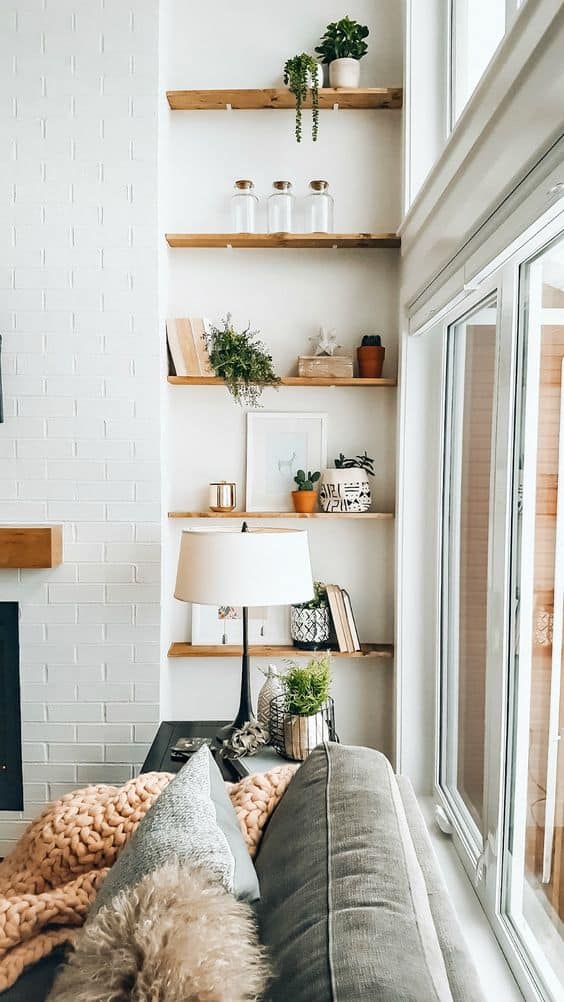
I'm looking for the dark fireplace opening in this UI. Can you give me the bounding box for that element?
[0,603,23,811]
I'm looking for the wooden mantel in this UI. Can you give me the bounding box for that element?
[0,526,63,568]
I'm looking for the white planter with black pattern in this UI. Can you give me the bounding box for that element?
[319,468,371,513]
[290,605,331,650]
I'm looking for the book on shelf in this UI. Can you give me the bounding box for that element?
[166,317,213,377]
[325,584,360,653]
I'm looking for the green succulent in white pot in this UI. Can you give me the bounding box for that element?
[315,16,369,89]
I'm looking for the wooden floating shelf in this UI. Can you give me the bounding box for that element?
[165,233,400,249]
[166,87,403,111]
[168,643,393,660]
[168,511,394,520]
[0,525,63,569]
[168,376,396,387]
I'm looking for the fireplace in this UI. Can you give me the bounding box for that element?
[0,603,23,811]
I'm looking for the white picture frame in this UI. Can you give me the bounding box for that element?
[191,604,291,646]
[245,412,328,512]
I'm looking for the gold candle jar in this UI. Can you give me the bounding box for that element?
[209,481,237,513]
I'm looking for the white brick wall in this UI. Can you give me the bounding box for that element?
[0,0,160,855]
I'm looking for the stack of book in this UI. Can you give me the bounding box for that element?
[326,585,361,653]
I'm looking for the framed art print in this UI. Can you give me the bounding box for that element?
[191,604,291,646]
[245,412,327,512]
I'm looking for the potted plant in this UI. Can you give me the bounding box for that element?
[315,16,369,89]
[292,468,320,513]
[290,580,331,649]
[281,655,331,760]
[205,314,280,407]
[357,334,385,378]
[283,53,322,142]
[319,452,375,513]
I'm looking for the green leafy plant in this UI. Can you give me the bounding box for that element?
[315,16,369,63]
[293,580,328,611]
[294,469,321,492]
[361,334,382,347]
[205,314,280,407]
[334,451,375,475]
[283,53,320,142]
[281,654,331,716]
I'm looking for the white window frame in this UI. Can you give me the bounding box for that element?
[434,207,564,1002]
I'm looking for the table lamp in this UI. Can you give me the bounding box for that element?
[174,523,314,740]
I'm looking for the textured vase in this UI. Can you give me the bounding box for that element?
[283,712,329,761]
[290,606,331,649]
[319,469,371,513]
[257,666,285,732]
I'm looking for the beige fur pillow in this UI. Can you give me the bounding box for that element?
[48,860,269,1002]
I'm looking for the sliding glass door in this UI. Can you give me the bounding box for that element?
[503,234,564,1000]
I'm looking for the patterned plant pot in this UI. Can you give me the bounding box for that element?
[319,469,371,513]
[290,605,331,650]
[283,711,329,761]
[257,666,285,733]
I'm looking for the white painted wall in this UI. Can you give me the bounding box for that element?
[159,0,403,754]
[0,0,160,855]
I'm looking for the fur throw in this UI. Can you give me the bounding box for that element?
[0,764,297,992]
[48,860,269,1002]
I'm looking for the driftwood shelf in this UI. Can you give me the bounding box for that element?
[168,643,394,659]
[167,376,396,387]
[0,525,63,568]
[166,87,403,111]
[168,511,394,520]
[165,233,400,249]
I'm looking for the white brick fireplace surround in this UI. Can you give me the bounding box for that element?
[0,0,160,855]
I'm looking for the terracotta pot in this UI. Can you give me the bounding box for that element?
[357,345,385,378]
[292,490,317,514]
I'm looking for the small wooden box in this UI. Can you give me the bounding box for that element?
[298,354,354,379]
[0,525,63,568]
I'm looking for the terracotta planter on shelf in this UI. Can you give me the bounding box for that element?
[292,490,317,514]
[357,345,385,378]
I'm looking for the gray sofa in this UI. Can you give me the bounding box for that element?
[1,743,484,1001]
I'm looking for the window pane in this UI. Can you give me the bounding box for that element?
[442,298,497,839]
[506,235,564,999]
[452,0,506,121]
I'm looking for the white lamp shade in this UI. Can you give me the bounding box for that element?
[174,528,314,607]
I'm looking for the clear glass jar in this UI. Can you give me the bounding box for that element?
[232,179,258,233]
[268,181,294,233]
[305,180,334,233]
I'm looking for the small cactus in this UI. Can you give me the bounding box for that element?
[294,469,321,491]
[360,334,382,347]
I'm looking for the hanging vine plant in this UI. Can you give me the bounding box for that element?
[205,314,280,407]
[283,53,321,143]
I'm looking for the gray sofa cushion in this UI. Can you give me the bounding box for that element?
[90,744,259,918]
[397,777,486,1001]
[255,742,453,1002]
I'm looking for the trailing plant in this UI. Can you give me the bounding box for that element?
[315,16,369,64]
[360,334,382,347]
[294,469,321,492]
[293,580,328,611]
[281,654,331,717]
[334,451,375,475]
[283,53,320,142]
[205,314,280,407]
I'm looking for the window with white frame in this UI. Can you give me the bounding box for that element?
[450,0,522,122]
[437,216,564,1001]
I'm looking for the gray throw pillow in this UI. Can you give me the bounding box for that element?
[90,745,259,918]
[255,742,456,1002]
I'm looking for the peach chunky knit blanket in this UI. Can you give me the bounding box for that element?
[0,764,296,993]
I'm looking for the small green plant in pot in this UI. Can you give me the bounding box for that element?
[283,53,322,142]
[315,16,369,89]
[292,468,320,514]
[290,580,331,649]
[205,314,280,407]
[357,333,385,378]
[281,655,332,761]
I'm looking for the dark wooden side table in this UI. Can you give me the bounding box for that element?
[141,720,288,781]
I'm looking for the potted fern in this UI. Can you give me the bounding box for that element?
[205,314,280,407]
[281,655,332,761]
[283,53,322,142]
[315,16,369,89]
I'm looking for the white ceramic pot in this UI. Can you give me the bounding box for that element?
[284,711,329,761]
[319,468,371,513]
[329,58,361,88]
